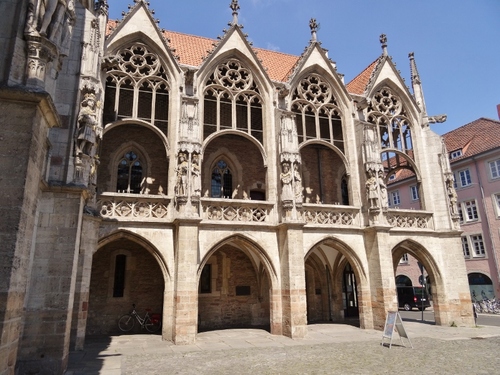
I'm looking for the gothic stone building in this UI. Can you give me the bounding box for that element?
[0,0,474,373]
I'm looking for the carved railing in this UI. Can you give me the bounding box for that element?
[97,193,170,221]
[386,209,434,230]
[201,198,274,223]
[302,204,361,227]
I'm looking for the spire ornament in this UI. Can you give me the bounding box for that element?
[230,0,240,25]
[309,18,318,42]
[379,34,388,56]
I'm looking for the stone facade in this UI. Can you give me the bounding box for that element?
[0,1,474,374]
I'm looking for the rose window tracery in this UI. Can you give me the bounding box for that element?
[291,74,343,151]
[203,59,263,143]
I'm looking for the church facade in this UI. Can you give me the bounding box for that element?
[0,1,474,373]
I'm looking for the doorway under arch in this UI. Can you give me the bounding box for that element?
[198,243,271,332]
[87,236,165,336]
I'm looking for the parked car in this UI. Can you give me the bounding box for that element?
[397,286,431,311]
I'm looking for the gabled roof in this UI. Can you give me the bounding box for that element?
[345,58,379,95]
[107,20,299,82]
[443,117,500,162]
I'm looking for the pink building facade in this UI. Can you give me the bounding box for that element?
[393,118,500,301]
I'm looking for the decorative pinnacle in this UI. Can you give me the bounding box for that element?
[379,34,388,56]
[309,18,318,42]
[230,0,240,25]
[408,52,421,85]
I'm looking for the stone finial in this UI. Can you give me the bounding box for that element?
[379,34,388,56]
[230,0,240,25]
[309,18,318,42]
[95,0,109,15]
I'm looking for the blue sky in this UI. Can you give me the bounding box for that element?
[107,0,500,135]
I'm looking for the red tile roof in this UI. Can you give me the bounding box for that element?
[443,118,500,162]
[345,58,379,95]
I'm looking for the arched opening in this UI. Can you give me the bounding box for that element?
[198,243,271,332]
[395,275,412,286]
[468,272,494,301]
[87,236,165,336]
[305,239,367,326]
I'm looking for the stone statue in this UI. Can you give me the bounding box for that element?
[377,170,388,209]
[280,162,293,201]
[366,169,379,209]
[175,152,188,196]
[293,163,303,203]
[75,93,98,156]
[445,175,458,215]
[191,154,201,197]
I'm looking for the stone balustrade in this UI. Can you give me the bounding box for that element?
[386,209,434,229]
[302,204,361,227]
[98,193,170,220]
[201,198,274,223]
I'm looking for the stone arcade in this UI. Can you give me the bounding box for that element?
[0,1,474,373]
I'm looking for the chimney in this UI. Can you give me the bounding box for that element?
[497,104,500,120]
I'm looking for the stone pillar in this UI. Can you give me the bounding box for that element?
[16,189,84,374]
[173,219,201,344]
[278,223,307,338]
[364,228,397,330]
[0,89,58,374]
[70,214,100,350]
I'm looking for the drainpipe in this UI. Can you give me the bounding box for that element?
[473,157,500,283]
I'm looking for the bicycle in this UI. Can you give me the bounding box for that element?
[118,304,162,333]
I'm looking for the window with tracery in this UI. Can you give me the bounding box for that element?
[367,87,413,161]
[103,43,170,135]
[211,160,233,198]
[291,74,343,152]
[203,60,263,143]
[117,151,143,193]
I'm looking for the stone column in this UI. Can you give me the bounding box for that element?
[364,228,397,330]
[278,223,307,338]
[173,219,201,344]
[16,188,84,374]
[70,214,100,350]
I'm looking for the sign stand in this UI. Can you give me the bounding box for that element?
[381,311,413,348]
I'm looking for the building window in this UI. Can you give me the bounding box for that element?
[103,43,170,136]
[461,237,470,259]
[113,254,127,298]
[455,169,472,188]
[211,160,232,198]
[117,151,143,193]
[458,205,464,223]
[494,193,500,217]
[450,149,463,159]
[410,185,419,201]
[389,174,396,181]
[463,200,479,222]
[470,234,486,257]
[399,253,409,264]
[489,159,500,179]
[390,190,400,207]
[291,74,344,151]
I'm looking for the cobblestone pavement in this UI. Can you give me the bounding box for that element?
[66,322,500,375]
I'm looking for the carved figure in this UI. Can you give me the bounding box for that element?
[75,93,98,156]
[191,154,201,196]
[293,163,303,203]
[175,153,188,196]
[446,175,458,215]
[366,169,379,209]
[280,162,293,201]
[377,170,388,209]
[39,0,68,38]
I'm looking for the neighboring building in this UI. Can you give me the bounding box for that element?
[393,118,500,300]
[1,1,474,373]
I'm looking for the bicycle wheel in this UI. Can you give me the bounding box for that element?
[144,315,161,333]
[118,314,135,332]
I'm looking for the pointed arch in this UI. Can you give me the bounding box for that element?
[391,239,442,283]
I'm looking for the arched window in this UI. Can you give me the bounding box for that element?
[203,60,263,144]
[103,43,170,135]
[211,160,232,198]
[117,151,142,193]
[291,74,343,152]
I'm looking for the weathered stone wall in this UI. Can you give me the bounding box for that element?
[198,246,270,331]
